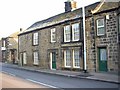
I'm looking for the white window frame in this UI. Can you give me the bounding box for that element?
[33,32,38,45]
[23,52,27,64]
[64,25,71,42]
[50,53,52,70]
[97,19,105,36]
[33,51,39,65]
[51,28,56,43]
[72,23,80,41]
[64,50,71,67]
[73,50,80,68]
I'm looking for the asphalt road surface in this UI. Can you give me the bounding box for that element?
[1,63,119,89]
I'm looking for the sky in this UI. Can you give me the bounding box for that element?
[0,0,100,38]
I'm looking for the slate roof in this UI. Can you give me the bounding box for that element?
[26,8,83,32]
[19,2,100,35]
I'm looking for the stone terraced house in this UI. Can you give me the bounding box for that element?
[1,32,19,64]
[18,1,120,73]
[86,1,120,72]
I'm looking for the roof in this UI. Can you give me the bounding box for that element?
[22,8,83,33]
[19,2,100,36]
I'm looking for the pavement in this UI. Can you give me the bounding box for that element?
[1,73,46,88]
[2,63,120,84]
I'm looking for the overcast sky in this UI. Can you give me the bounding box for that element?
[0,0,100,38]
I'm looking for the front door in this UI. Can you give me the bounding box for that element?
[11,50,16,64]
[98,47,108,72]
[50,52,56,69]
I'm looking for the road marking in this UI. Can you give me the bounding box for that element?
[2,71,63,89]
[8,73,16,77]
[2,71,8,74]
[2,71,16,77]
[26,78,58,88]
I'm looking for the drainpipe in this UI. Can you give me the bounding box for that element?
[82,6,87,73]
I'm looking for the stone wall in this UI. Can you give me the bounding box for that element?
[86,11,119,72]
[18,19,84,70]
[19,24,63,69]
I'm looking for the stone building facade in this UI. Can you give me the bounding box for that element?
[86,2,119,72]
[18,7,85,70]
[18,1,119,72]
[1,32,19,64]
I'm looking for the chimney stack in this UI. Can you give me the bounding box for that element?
[20,28,22,32]
[64,0,72,12]
[71,0,77,10]
[64,0,77,12]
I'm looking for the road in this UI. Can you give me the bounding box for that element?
[1,63,119,89]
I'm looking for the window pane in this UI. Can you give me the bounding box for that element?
[72,23,79,41]
[66,34,70,41]
[74,50,80,67]
[66,50,71,67]
[64,25,70,42]
[34,52,39,65]
[51,28,56,42]
[100,49,107,61]
[3,40,6,47]
[97,19,105,36]
[97,27,105,35]
[33,33,38,45]
[98,19,104,26]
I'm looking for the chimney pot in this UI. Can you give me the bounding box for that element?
[20,28,22,31]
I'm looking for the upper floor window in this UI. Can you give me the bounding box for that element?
[51,28,56,43]
[97,18,105,36]
[72,23,80,41]
[64,25,71,42]
[33,51,39,65]
[3,40,6,47]
[33,32,38,45]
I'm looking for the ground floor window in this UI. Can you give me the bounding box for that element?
[64,49,80,68]
[64,50,71,67]
[33,51,39,65]
[73,50,80,68]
